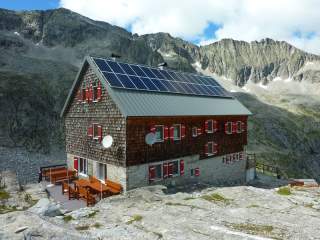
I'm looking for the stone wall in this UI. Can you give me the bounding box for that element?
[126,152,247,190]
[64,64,126,167]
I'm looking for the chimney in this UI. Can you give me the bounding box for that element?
[111,53,121,61]
[158,62,167,70]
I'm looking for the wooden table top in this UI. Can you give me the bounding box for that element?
[74,179,109,192]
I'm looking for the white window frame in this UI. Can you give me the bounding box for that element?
[92,123,99,140]
[155,125,164,143]
[226,122,233,135]
[79,158,88,176]
[153,164,163,181]
[192,127,198,137]
[170,160,180,177]
[173,124,181,141]
[207,141,217,156]
[236,121,242,133]
[207,119,214,133]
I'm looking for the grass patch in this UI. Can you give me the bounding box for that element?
[228,223,275,237]
[277,187,292,196]
[152,231,163,239]
[201,193,230,203]
[75,225,90,231]
[127,214,143,225]
[165,202,203,210]
[87,210,99,218]
[63,215,75,222]
[183,197,196,200]
[92,222,102,228]
[247,204,260,208]
[0,205,17,214]
[0,189,10,200]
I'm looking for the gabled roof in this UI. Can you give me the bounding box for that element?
[61,56,252,117]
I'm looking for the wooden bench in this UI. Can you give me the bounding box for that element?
[51,170,76,184]
[78,186,96,206]
[42,167,67,180]
[105,180,122,196]
[89,176,100,184]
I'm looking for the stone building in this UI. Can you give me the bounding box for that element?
[61,56,251,191]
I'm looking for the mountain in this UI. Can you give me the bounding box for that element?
[0,8,319,182]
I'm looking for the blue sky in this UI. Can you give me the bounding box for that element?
[1,0,319,54]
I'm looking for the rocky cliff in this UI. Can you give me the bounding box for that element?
[0,7,319,182]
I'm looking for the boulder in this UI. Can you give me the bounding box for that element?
[44,204,63,217]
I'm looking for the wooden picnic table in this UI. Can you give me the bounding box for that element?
[74,178,110,197]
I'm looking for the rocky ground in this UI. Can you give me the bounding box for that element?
[0,172,320,240]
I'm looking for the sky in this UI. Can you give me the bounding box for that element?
[1,0,320,54]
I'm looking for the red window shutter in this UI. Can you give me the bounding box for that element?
[73,157,78,171]
[149,166,155,182]
[97,81,102,101]
[97,125,102,142]
[180,160,184,176]
[169,127,174,142]
[88,125,93,138]
[213,120,218,132]
[164,126,169,140]
[85,87,89,102]
[213,143,218,155]
[163,163,168,179]
[168,163,173,177]
[150,125,156,133]
[197,128,202,135]
[205,143,209,156]
[181,125,186,139]
[195,167,200,177]
[241,122,245,132]
[204,120,208,133]
[232,122,237,134]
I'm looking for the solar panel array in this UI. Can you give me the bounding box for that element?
[92,57,231,98]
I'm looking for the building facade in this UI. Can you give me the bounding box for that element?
[61,56,251,191]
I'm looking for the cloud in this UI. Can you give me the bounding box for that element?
[59,0,320,54]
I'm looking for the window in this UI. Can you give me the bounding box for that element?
[171,161,179,176]
[206,142,218,156]
[93,124,99,139]
[154,164,162,180]
[225,122,232,134]
[207,120,213,133]
[173,124,181,140]
[82,88,86,102]
[192,127,197,137]
[155,125,164,142]
[92,84,98,102]
[79,158,87,175]
[97,162,106,181]
[236,121,242,133]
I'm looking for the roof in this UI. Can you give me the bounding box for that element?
[61,56,252,117]
[109,88,251,117]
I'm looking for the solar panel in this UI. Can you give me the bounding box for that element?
[92,57,232,98]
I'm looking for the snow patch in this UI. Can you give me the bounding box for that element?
[258,82,268,89]
[192,61,202,70]
[14,31,20,36]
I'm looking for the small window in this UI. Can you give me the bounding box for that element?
[155,125,164,142]
[173,124,181,140]
[79,158,87,175]
[236,121,242,133]
[82,88,86,102]
[207,142,218,156]
[154,164,162,180]
[97,162,106,181]
[171,161,179,176]
[192,127,198,137]
[226,122,232,134]
[92,84,98,102]
[93,124,99,139]
[207,120,213,133]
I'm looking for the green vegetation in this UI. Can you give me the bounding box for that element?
[228,223,275,237]
[183,197,196,201]
[75,225,90,231]
[24,193,38,206]
[247,204,260,208]
[63,215,74,222]
[165,202,203,209]
[127,214,143,224]
[277,187,292,196]
[0,205,17,214]
[201,193,230,203]
[87,210,99,218]
[0,188,10,200]
[92,222,102,228]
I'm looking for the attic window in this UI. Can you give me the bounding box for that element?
[92,83,98,102]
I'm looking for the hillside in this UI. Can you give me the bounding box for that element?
[0,8,319,182]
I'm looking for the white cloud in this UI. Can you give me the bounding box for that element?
[59,0,320,54]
